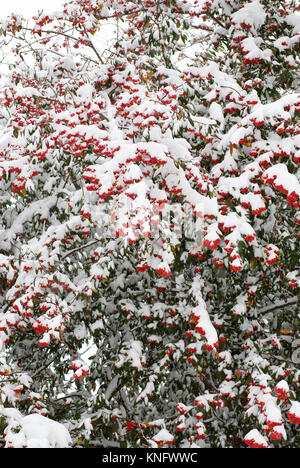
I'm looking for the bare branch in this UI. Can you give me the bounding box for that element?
[258,297,298,315]
[61,238,101,260]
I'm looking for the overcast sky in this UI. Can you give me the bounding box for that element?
[0,0,115,50]
[0,0,65,17]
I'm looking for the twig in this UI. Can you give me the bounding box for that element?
[82,25,104,64]
[258,297,298,315]
[61,238,101,260]
[205,11,226,30]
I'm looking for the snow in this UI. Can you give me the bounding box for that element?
[76,83,95,99]
[262,163,300,199]
[244,428,269,448]
[231,1,266,30]
[209,102,224,128]
[288,401,300,421]
[152,428,174,445]
[0,409,72,448]
[286,13,300,34]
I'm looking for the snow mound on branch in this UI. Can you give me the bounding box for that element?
[2,409,72,448]
[244,428,269,448]
[152,428,174,445]
[231,1,266,30]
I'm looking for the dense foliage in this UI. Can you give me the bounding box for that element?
[0,0,299,448]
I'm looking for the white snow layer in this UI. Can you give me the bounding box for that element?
[1,409,72,448]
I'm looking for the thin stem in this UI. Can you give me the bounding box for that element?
[258,297,298,315]
[61,238,101,260]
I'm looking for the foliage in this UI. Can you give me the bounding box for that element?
[0,0,299,448]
